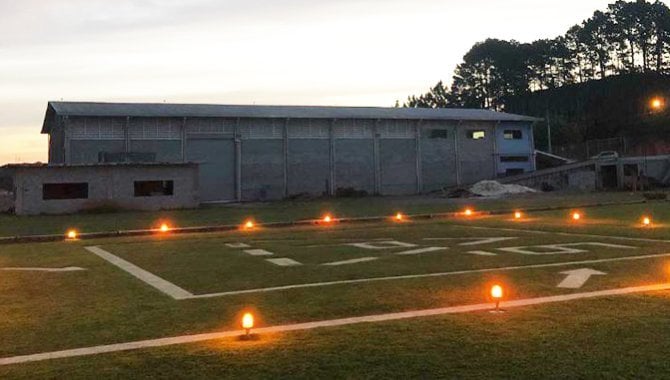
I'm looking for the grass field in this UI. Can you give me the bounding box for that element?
[1,195,670,378]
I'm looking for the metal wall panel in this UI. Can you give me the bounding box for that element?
[130,140,182,162]
[241,140,284,200]
[379,139,417,195]
[421,121,458,191]
[287,139,330,196]
[458,122,495,183]
[186,138,235,201]
[70,140,125,164]
[334,139,375,193]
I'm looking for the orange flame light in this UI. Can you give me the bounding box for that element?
[323,214,333,223]
[395,212,404,221]
[241,312,254,337]
[642,216,652,227]
[514,211,522,220]
[66,229,78,240]
[464,208,473,216]
[572,212,581,221]
[491,284,503,299]
[159,223,170,233]
[244,220,255,229]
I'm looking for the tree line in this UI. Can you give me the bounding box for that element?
[404,0,670,111]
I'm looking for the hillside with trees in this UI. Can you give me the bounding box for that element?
[403,0,670,157]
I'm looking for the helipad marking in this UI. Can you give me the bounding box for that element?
[498,242,637,255]
[322,257,379,266]
[395,247,447,255]
[188,251,670,298]
[467,250,498,256]
[225,243,250,248]
[424,237,518,246]
[266,258,302,267]
[0,266,86,272]
[244,249,275,256]
[3,283,670,366]
[348,240,416,250]
[85,246,194,300]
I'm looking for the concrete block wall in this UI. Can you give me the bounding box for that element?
[12,164,199,215]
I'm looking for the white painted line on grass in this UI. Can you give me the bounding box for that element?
[85,246,194,300]
[451,224,670,244]
[424,237,518,246]
[225,243,250,248]
[395,247,447,255]
[322,257,379,266]
[266,258,302,266]
[189,252,670,298]
[244,249,275,256]
[467,251,498,256]
[348,240,416,250]
[0,266,86,272]
[3,282,670,367]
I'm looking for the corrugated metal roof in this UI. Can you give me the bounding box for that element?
[42,101,541,133]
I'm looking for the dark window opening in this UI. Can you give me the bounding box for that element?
[429,129,448,139]
[503,130,523,140]
[467,130,486,140]
[134,180,174,197]
[500,156,529,162]
[43,183,89,200]
[505,168,525,176]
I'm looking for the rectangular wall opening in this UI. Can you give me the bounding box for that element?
[134,180,174,197]
[467,130,486,140]
[503,130,523,140]
[43,183,89,200]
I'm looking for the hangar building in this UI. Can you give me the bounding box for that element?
[41,102,539,202]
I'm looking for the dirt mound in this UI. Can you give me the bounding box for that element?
[469,180,536,197]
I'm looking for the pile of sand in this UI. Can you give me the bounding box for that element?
[469,180,536,197]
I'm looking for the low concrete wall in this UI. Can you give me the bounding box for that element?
[11,163,199,215]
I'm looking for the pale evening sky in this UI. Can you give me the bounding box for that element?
[0,0,645,164]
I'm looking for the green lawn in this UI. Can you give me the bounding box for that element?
[1,200,670,378]
[0,191,650,237]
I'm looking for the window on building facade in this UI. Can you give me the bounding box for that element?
[500,156,529,162]
[43,183,89,200]
[503,130,523,140]
[134,180,174,197]
[467,130,486,140]
[429,129,448,139]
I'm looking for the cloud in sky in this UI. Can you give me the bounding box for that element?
[0,0,643,163]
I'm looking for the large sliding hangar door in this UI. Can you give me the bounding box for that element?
[185,119,236,202]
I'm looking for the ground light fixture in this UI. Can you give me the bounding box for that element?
[241,312,255,340]
[490,284,504,312]
[464,208,473,217]
[322,214,333,223]
[66,229,78,240]
[244,220,255,229]
[159,223,170,233]
[572,212,582,221]
[395,212,404,221]
[514,211,522,220]
[642,216,652,227]
[651,97,665,111]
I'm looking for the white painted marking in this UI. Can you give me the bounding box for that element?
[322,257,379,266]
[348,240,416,250]
[557,268,607,289]
[189,252,670,298]
[424,237,518,246]
[498,242,637,256]
[395,247,447,255]
[84,246,194,300]
[467,251,498,256]
[0,266,86,272]
[225,243,250,248]
[244,249,274,256]
[266,258,302,266]
[452,224,670,244]
[3,283,670,366]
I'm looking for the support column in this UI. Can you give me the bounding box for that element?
[329,119,336,196]
[63,116,71,164]
[373,119,381,195]
[180,117,187,162]
[124,116,131,155]
[283,118,289,198]
[455,120,462,186]
[235,117,242,202]
[415,120,423,194]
